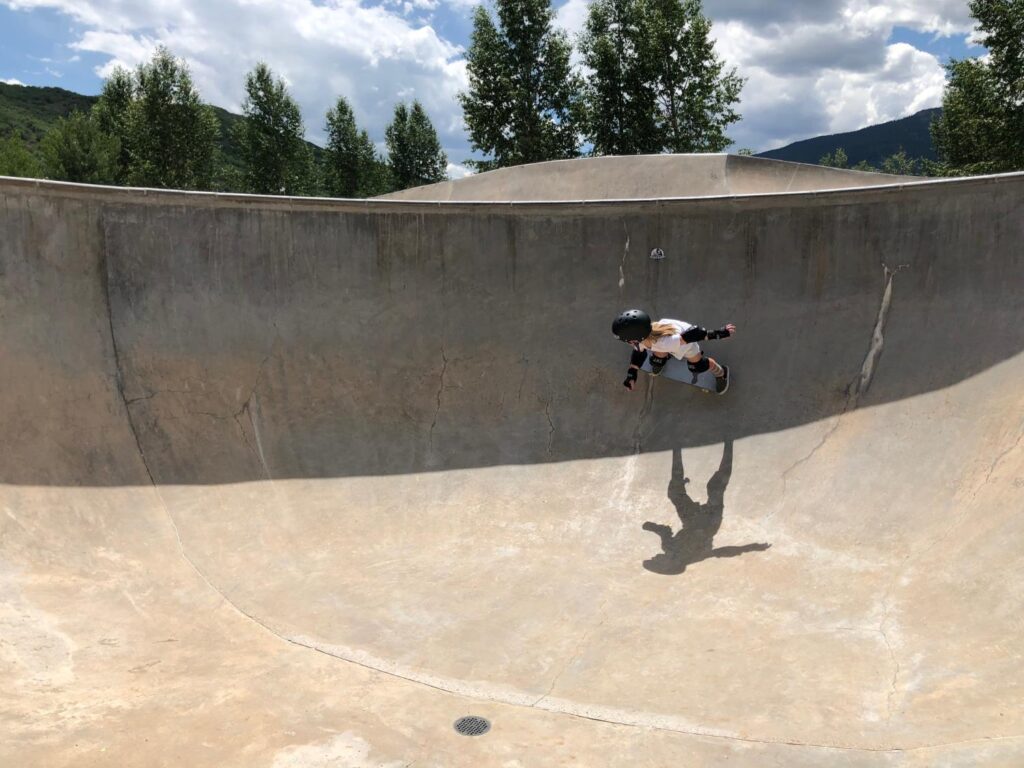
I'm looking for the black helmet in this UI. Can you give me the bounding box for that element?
[612,309,652,342]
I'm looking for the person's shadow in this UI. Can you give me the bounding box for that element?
[642,440,770,575]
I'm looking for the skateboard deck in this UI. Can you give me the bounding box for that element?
[639,355,729,394]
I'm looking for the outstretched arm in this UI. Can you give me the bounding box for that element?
[681,323,737,342]
[642,521,675,549]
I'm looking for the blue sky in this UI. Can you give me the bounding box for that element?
[1,0,986,172]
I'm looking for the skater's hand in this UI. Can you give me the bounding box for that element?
[707,324,737,340]
[623,367,639,390]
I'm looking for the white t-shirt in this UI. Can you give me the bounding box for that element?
[649,318,700,360]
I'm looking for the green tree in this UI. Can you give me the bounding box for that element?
[89,50,220,189]
[385,101,448,190]
[92,66,135,183]
[237,62,314,195]
[324,96,388,197]
[646,0,743,152]
[580,0,741,155]
[931,0,1024,173]
[0,134,41,177]
[880,149,919,176]
[578,0,660,155]
[129,48,219,189]
[819,147,848,168]
[460,0,581,171]
[932,59,1013,173]
[39,111,120,184]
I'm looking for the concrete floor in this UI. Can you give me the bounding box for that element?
[2,158,1023,766]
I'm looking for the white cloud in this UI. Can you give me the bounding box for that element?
[821,43,947,130]
[1,0,978,157]
[2,77,26,85]
[447,161,473,179]
[709,1,962,151]
[6,0,468,150]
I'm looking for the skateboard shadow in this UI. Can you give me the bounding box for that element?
[642,439,770,575]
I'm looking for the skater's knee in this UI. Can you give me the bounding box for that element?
[687,356,710,374]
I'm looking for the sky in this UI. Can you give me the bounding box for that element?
[1,0,986,176]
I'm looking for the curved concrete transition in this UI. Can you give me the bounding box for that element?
[2,157,1023,767]
[384,154,923,201]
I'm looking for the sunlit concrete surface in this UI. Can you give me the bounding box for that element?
[2,157,1023,767]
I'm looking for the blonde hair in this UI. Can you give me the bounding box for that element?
[647,321,679,341]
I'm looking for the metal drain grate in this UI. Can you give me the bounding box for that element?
[453,716,491,736]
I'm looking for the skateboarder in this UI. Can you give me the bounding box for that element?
[612,309,735,394]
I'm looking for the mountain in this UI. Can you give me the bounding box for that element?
[0,82,323,175]
[0,82,97,146]
[756,108,940,167]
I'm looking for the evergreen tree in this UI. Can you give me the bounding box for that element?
[385,101,448,190]
[459,0,581,170]
[324,96,387,197]
[237,62,314,195]
[39,111,120,184]
[0,134,41,177]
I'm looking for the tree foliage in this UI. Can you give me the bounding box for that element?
[90,49,219,189]
[819,147,849,168]
[644,0,743,152]
[385,101,448,190]
[324,96,389,197]
[460,0,581,170]
[40,110,120,184]
[819,146,927,175]
[0,134,41,177]
[237,62,314,195]
[931,0,1024,173]
[91,67,134,182]
[578,0,661,154]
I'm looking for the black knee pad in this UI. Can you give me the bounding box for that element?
[687,357,710,374]
[650,355,669,373]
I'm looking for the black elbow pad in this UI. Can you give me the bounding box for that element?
[630,348,649,367]
[681,326,708,343]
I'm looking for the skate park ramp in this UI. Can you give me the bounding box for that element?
[2,158,1023,767]
[383,154,919,201]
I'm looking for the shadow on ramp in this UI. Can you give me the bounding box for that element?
[643,440,770,575]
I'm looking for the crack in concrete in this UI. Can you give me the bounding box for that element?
[542,398,555,456]
[852,263,908,405]
[231,352,275,480]
[428,349,448,452]
[774,263,910,515]
[99,241,158,487]
[533,596,611,707]
[878,576,902,725]
[516,356,529,403]
[632,378,655,454]
[618,223,629,289]
[980,422,1024,488]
